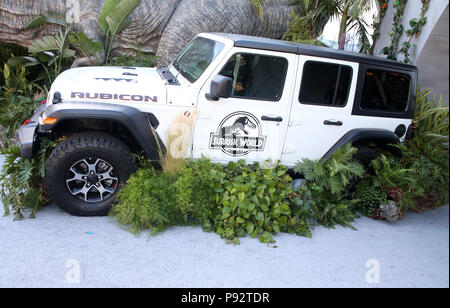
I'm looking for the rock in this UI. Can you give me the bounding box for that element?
[380,201,401,223]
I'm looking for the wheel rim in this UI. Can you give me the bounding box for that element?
[65,157,119,203]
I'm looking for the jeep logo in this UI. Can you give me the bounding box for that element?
[210,112,266,156]
[71,92,158,103]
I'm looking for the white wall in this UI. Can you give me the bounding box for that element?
[373,1,449,104]
[374,0,448,63]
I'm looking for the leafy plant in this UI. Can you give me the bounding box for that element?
[210,160,305,244]
[112,50,158,67]
[355,178,388,218]
[294,144,364,197]
[1,139,58,219]
[110,168,184,234]
[394,87,449,206]
[293,0,374,51]
[369,155,420,210]
[293,144,364,227]
[0,63,42,146]
[98,0,142,64]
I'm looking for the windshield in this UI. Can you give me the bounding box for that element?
[172,37,225,83]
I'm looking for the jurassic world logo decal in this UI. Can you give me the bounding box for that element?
[210,112,266,156]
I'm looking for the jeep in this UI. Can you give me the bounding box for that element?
[16,33,418,216]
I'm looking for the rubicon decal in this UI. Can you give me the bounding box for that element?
[71,92,157,103]
[210,112,266,156]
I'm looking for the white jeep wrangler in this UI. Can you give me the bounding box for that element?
[16,33,418,216]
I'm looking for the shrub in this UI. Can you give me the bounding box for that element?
[111,168,184,234]
[0,63,43,146]
[293,144,364,228]
[209,160,309,244]
[173,158,222,229]
[112,150,365,244]
[395,88,449,207]
[368,155,421,211]
[355,178,388,218]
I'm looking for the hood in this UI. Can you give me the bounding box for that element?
[48,66,166,105]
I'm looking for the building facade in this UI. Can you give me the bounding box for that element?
[374,0,449,105]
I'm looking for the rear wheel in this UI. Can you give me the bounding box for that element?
[45,132,136,216]
[353,145,380,168]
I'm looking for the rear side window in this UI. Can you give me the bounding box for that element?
[360,69,411,112]
[299,61,352,107]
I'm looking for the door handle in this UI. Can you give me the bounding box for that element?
[323,120,343,126]
[261,115,283,122]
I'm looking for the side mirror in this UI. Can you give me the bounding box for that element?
[206,74,233,101]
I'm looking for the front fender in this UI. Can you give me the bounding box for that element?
[40,102,164,160]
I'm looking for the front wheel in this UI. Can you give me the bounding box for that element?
[45,132,136,216]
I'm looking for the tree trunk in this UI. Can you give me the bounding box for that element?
[338,5,349,50]
[0,0,293,66]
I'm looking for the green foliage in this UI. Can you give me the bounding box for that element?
[394,87,449,206]
[12,12,95,85]
[283,13,326,46]
[355,178,388,218]
[291,0,374,51]
[111,50,158,67]
[173,159,221,229]
[369,155,420,210]
[69,32,104,65]
[293,144,364,227]
[99,0,142,64]
[0,139,58,220]
[294,144,364,197]
[382,0,408,60]
[398,0,430,63]
[111,168,184,235]
[211,160,308,244]
[0,63,42,146]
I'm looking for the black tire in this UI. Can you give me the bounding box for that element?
[45,132,136,216]
[353,146,380,168]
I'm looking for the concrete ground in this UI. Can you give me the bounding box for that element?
[0,155,448,288]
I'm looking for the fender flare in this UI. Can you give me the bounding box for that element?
[40,102,164,159]
[321,129,400,161]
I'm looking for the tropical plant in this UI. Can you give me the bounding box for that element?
[0,139,58,220]
[98,0,142,64]
[294,144,365,197]
[394,87,449,206]
[0,63,42,146]
[293,144,365,227]
[294,0,375,51]
[8,12,78,86]
[369,155,420,210]
[355,177,388,218]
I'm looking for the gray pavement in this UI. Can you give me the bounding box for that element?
[0,155,448,288]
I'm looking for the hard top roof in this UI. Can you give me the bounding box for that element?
[210,33,417,71]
